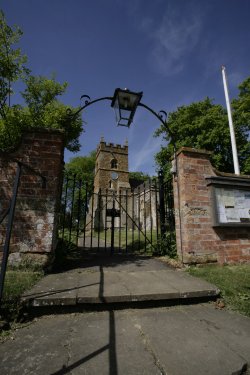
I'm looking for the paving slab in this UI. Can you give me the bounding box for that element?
[77,270,131,303]
[22,273,79,306]
[133,305,250,375]
[0,305,249,375]
[22,255,220,307]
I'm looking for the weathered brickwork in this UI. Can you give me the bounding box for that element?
[0,129,64,267]
[173,147,250,264]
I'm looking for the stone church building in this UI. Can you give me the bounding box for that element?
[94,137,131,193]
[87,138,158,232]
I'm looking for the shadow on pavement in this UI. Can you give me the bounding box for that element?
[49,265,118,375]
[52,245,170,274]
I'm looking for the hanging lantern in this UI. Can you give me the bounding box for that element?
[111,88,143,127]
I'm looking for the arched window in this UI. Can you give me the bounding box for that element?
[111,159,118,169]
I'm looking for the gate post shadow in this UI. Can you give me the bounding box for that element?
[49,265,118,375]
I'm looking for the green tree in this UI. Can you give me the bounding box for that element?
[63,151,96,215]
[0,11,83,152]
[64,151,96,186]
[60,152,96,234]
[0,10,28,115]
[129,171,150,182]
[232,77,250,174]
[19,75,82,152]
[155,96,250,175]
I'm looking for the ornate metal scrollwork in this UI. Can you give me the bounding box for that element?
[66,108,73,117]
[66,95,91,119]
[158,110,168,123]
[80,94,91,106]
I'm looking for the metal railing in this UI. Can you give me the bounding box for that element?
[0,155,46,304]
[58,172,175,255]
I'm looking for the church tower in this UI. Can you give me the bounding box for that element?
[94,137,130,193]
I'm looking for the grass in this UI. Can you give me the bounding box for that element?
[92,229,177,257]
[93,229,159,252]
[187,264,250,317]
[59,227,177,257]
[59,227,159,252]
[1,269,43,323]
[58,228,78,244]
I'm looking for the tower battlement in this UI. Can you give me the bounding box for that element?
[97,138,128,155]
[94,138,129,192]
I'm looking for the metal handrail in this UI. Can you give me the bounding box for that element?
[0,159,47,304]
[0,152,47,187]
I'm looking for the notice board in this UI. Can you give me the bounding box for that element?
[214,187,250,225]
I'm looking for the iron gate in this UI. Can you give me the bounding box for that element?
[58,173,175,255]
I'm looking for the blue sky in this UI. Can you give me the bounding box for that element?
[2,0,250,175]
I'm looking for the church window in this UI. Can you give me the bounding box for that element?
[109,180,114,189]
[111,159,118,169]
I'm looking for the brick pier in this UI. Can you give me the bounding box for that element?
[173,147,250,264]
[0,129,64,267]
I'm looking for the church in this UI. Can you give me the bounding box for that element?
[86,138,159,232]
[93,137,131,193]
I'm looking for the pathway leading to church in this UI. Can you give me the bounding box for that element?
[21,252,219,307]
[1,253,250,374]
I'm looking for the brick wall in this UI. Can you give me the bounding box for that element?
[173,147,250,264]
[0,129,64,267]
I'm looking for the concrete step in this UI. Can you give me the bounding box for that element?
[21,267,220,308]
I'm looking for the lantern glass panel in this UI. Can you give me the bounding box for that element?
[118,91,139,111]
[111,88,143,127]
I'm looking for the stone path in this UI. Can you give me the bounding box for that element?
[1,252,249,374]
[21,253,219,307]
[1,305,249,374]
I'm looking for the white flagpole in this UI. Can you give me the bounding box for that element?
[221,66,240,175]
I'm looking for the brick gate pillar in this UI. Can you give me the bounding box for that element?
[173,147,250,264]
[0,129,64,267]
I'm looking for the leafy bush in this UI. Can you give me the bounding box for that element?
[53,237,78,268]
[154,232,177,258]
[0,270,43,323]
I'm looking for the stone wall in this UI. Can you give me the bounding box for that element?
[94,139,129,192]
[0,129,64,267]
[173,147,250,264]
